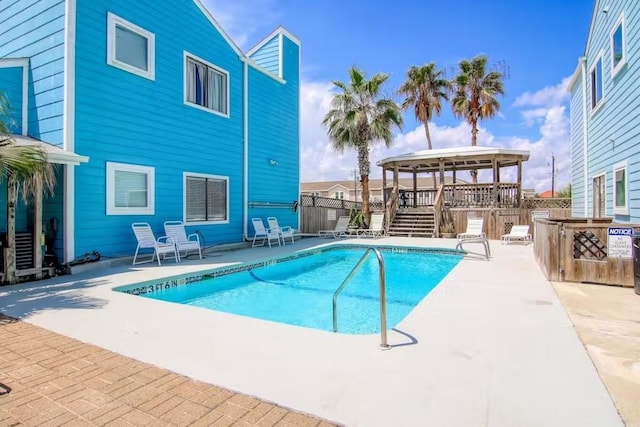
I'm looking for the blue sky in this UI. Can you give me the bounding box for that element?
[203,0,594,191]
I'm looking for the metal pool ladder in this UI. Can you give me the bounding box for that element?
[332,247,390,350]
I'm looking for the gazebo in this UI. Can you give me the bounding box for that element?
[376,146,530,237]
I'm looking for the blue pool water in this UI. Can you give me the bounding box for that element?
[118,246,462,334]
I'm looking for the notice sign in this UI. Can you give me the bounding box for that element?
[607,227,634,258]
[531,210,550,221]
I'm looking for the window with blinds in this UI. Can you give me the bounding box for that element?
[184,54,228,116]
[106,162,155,215]
[185,174,228,223]
[107,13,155,80]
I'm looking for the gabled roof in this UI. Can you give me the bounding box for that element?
[583,0,601,57]
[246,26,301,57]
[192,0,243,57]
[377,146,530,173]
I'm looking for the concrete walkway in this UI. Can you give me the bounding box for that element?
[552,281,640,427]
[0,238,625,426]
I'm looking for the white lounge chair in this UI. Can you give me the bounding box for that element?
[357,213,385,238]
[502,225,532,245]
[252,218,281,247]
[318,216,350,238]
[455,217,491,259]
[457,218,486,241]
[268,217,295,245]
[131,222,179,266]
[164,221,202,260]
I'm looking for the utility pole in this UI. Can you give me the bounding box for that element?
[551,154,555,197]
[351,168,358,201]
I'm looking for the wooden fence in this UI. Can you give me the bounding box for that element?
[534,218,637,287]
[448,207,571,240]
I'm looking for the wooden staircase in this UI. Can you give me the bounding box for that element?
[387,210,436,238]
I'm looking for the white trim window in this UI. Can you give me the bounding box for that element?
[106,162,155,215]
[592,172,606,218]
[184,173,229,224]
[611,14,626,77]
[334,191,344,200]
[613,162,628,215]
[107,13,155,80]
[184,52,229,117]
[590,54,604,111]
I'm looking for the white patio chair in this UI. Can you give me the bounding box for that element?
[318,216,350,238]
[131,222,178,266]
[356,213,385,238]
[457,218,486,241]
[252,218,281,247]
[164,221,202,260]
[267,217,295,245]
[501,225,532,245]
[455,217,491,259]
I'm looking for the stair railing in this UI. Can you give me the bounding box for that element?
[385,188,399,232]
[432,184,445,238]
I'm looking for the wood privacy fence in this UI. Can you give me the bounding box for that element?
[299,195,382,234]
[448,207,571,240]
[534,218,637,287]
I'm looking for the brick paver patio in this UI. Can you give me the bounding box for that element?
[0,314,337,426]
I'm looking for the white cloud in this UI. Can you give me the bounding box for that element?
[299,79,572,194]
[199,0,281,49]
[513,76,572,108]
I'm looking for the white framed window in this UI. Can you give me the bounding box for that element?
[590,53,604,112]
[611,14,626,78]
[106,162,155,215]
[334,191,344,199]
[310,191,321,197]
[613,161,628,215]
[184,51,229,117]
[184,172,229,225]
[107,13,155,80]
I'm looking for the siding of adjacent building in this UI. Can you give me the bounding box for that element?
[0,65,24,134]
[0,0,66,145]
[73,0,245,257]
[570,74,586,217]
[247,34,299,232]
[571,0,640,221]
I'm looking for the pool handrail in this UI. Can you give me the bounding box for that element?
[332,247,389,349]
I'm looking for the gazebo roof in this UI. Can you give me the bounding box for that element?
[377,146,530,173]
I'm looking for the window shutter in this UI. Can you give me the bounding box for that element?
[186,177,207,221]
[114,170,148,208]
[115,25,148,71]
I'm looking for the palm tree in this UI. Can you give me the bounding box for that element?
[398,63,450,188]
[0,91,55,283]
[322,67,403,221]
[451,55,504,183]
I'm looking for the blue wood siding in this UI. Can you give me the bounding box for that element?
[570,80,585,217]
[249,35,280,76]
[247,35,299,231]
[0,0,65,145]
[571,0,640,222]
[0,66,24,134]
[73,0,246,257]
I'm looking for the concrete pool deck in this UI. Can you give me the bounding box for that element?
[0,237,627,426]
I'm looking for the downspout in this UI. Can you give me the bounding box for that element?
[242,58,250,240]
[580,57,588,217]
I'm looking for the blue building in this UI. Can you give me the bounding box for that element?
[569,0,638,221]
[0,0,300,268]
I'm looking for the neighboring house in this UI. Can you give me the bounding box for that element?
[0,0,300,263]
[538,190,555,198]
[301,177,460,202]
[568,0,638,221]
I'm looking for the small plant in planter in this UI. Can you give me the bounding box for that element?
[440,221,456,238]
[348,207,366,229]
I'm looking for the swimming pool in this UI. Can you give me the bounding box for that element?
[115,245,462,334]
